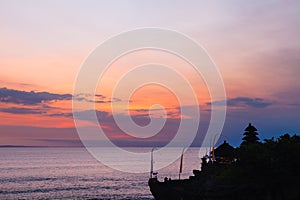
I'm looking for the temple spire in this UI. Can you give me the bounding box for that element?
[242,123,260,145]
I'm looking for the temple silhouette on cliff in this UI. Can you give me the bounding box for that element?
[148,123,300,200]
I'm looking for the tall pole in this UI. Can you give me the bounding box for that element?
[179,148,185,180]
[150,148,154,178]
[210,133,219,162]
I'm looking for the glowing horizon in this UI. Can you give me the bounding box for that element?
[1,0,300,147]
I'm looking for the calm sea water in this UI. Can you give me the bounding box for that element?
[0,147,206,199]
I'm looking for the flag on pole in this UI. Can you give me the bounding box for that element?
[179,151,183,173]
[179,148,185,179]
[212,146,215,161]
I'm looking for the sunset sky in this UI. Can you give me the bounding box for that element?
[1,0,299,147]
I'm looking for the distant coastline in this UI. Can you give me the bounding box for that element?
[0,145,83,148]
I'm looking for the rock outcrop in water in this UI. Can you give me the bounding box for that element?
[149,124,300,200]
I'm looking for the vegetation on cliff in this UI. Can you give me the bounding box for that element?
[205,133,300,199]
[149,123,300,199]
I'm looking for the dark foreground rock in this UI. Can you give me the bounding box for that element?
[149,133,300,200]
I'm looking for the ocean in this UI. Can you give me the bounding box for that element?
[0,147,206,199]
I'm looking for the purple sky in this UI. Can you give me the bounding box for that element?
[0,0,299,147]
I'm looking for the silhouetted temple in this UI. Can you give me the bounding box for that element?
[148,123,300,200]
[242,123,260,145]
[213,140,235,164]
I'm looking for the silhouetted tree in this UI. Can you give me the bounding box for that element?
[242,123,260,145]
